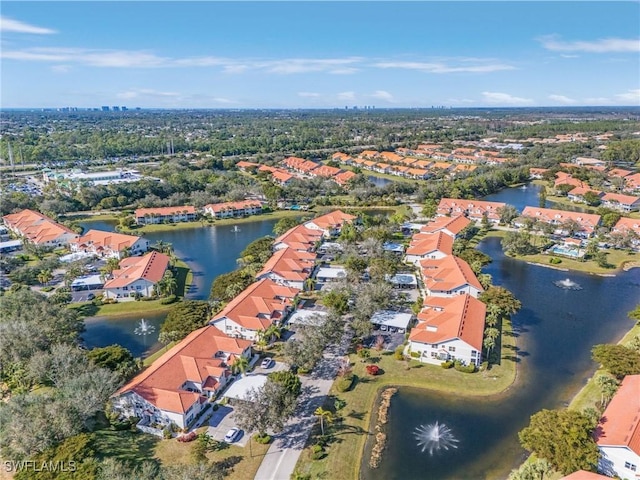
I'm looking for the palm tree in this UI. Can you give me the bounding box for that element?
[264,324,282,343]
[255,329,269,352]
[314,407,333,436]
[37,269,53,286]
[304,277,316,292]
[103,257,121,275]
[231,355,250,377]
[596,374,619,407]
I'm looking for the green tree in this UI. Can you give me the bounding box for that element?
[37,269,53,286]
[497,205,519,225]
[479,286,522,317]
[86,344,138,379]
[591,344,640,379]
[595,374,618,407]
[210,269,253,301]
[233,379,298,437]
[322,289,350,315]
[538,185,547,208]
[518,409,599,475]
[268,370,302,397]
[160,300,211,340]
[273,217,301,236]
[314,406,334,436]
[231,355,250,377]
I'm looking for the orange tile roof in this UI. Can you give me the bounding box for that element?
[3,209,77,245]
[430,162,452,170]
[625,173,640,189]
[420,256,484,294]
[212,278,299,331]
[274,224,323,250]
[453,164,478,172]
[115,326,251,414]
[361,150,379,157]
[520,207,601,234]
[258,164,277,173]
[406,231,454,256]
[334,170,357,185]
[530,168,550,175]
[204,200,262,214]
[135,206,196,218]
[407,168,429,177]
[306,210,357,231]
[561,471,610,480]
[271,170,294,183]
[298,160,320,173]
[601,192,640,205]
[104,251,171,289]
[236,161,261,169]
[437,198,506,220]
[332,152,350,161]
[311,165,342,178]
[613,217,640,236]
[256,247,315,282]
[568,186,602,197]
[380,151,404,163]
[72,229,141,253]
[283,156,308,168]
[413,160,433,169]
[607,168,633,178]
[595,374,640,455]
[410,294,485,351]
[420,215,471,236]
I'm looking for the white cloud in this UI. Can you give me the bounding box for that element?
[538,35,640,53]
[337,91,356,101]
[481,92,533,105]
[548,94,576,104]
[116,88,181,99]
[615,89,640,104]
[51,65,71,74]
[373,60,515,74]
[560,54,579,59]
[298,92,320,97]
[0,16,57,34]
[370,90,394,102]
[2,48,168,67]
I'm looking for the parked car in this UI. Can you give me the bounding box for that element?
[261,357,274,369]
[87,293,95,300]
[224,428,242,443]
[380,325,388,331]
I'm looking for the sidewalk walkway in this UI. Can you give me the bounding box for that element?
[253,333,350,480]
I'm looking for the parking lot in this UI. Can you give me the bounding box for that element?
[365,330,406,352]
[206,405,249,447]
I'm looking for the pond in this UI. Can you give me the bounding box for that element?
[77,217,282,356]
[361,236,639,479]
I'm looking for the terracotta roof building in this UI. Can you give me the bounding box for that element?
[304,210,357,237]
[519,207,601,237]
[273,224,323,252]
[419,215,471,238]
[203,200,263,219]
[405,231,454,266]
[103,251,171,299]
[70,229,149,259]
[210,279,299,340]
[419,256,484,298]
[595,374,640,479]
[437,198,507,223]
[112,326,252,430]
[409,294,486,367]
[134,206,197,225]
[255,247,316,290]
[2,209,78,246]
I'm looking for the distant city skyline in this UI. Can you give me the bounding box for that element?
[1,2,639,109]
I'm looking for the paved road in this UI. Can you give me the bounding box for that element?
[254,334,350,480]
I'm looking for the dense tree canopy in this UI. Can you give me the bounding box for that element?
[160,300,212,340]
[591,344,640,379]
[518,409,599,475]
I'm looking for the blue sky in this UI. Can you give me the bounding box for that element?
[1,2,639,108]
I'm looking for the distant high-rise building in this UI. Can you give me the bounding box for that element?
[101,106,110,111]
[112,106,120,111]
[121,106,128,111]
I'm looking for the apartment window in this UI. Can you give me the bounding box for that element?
[123,286,128,291]
[431,344,438,349]
[225,326,232,330]
[448,346,456,352]
[471,351,477,357]
[136,285,142,290]
[625,462,637,472]
[430,352,438,358]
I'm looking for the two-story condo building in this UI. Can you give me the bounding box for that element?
[112,326,252,431]
[134,206,197,225]
[203,200,263,219]
[2,209,78,247]
[600,192,640,213]
[405,231,454,266]
[210,279,299,341]
[595,374,640,480]
[419,256,484,298]
[255,247,316,290]
[303,210,357,238]
[70,230,149,259]
[436,198,506,224]
[519,207,601,238]
[418,215,471,239]
[103,251,171,299]
[273,224,323,252]
[409,295,486,367]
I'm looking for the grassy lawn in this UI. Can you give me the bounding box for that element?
[295,319,518,480]
[69,258,192,317]
[569,322,640,412]
[340,165,419,185]
[91,427,159,464]
[153,434,271,480]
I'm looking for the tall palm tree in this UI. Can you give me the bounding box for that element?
[264,324,282,343]
[231,355,250,377]
[314,407,333,436]
[37,269,53,286]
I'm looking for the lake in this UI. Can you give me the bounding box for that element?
[367,175,395,187]
[78,217,281,356]
[361,239,640,479]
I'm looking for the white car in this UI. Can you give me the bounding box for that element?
[224,428,242,443]
[261,357,274,369]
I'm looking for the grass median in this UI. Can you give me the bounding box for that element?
[294,319,518,480]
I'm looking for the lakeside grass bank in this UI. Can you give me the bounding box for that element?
[482,230,639,275]
[294,319,518,480]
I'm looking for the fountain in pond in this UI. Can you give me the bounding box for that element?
[554,278,582,290]
[231,225,241,233]
[414,421,459,455]
[134,318,155,338]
